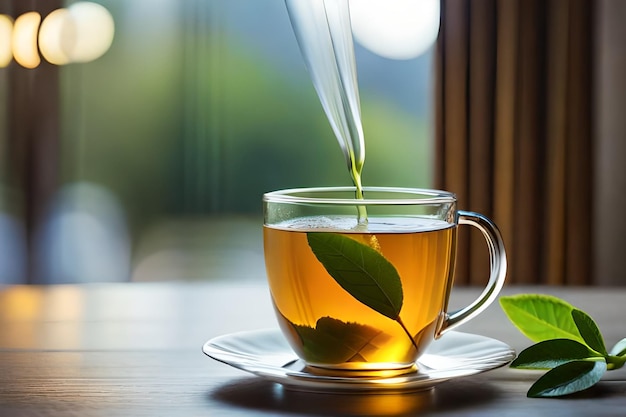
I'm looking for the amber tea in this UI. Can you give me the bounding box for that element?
[264,216,457,373]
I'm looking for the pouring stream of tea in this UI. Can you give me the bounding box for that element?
[285,0,367,223]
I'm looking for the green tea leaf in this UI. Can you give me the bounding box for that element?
[289,316,388,364]
[499,294,583,343]
[527,360,607,398]
[511,339,600,370]
[307,233,403,319]
[572,309,607,355]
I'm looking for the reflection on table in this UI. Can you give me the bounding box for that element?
[0,283,625,417]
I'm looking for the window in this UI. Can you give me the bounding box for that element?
[1,0,436,283]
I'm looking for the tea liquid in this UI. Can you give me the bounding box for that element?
[264,216,457,369]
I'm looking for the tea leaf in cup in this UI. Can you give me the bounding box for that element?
[289,316,387,364]
[499,294,584,343]
[526,360,607,398]
[306,233,403,320]
[307,232,419,349]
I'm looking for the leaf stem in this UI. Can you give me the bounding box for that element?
[606,355,626,370]
[396,316,419,351]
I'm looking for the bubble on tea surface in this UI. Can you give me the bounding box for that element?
[276,216,359,232]
[366,217,450,233]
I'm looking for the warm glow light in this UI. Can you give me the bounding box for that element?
[12,11,41,69]
[0,287,43,321]
[38,8,73,65]
[65,2,115,63]
[0,15,13,67]
[349,0,440,60]
[26,2,115,68]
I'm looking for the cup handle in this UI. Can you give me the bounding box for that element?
[438,210,508,336]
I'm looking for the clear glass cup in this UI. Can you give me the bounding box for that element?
[263,186,507,376]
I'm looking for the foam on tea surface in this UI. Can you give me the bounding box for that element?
[271,216,452,234]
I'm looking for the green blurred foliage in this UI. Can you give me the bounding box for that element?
[58,6,431,243]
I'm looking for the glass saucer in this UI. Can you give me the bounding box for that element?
[203,329,515,393]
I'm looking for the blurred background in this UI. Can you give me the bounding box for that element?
[0,0,439,284]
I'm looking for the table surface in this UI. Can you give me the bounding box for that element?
[0,282,625,417]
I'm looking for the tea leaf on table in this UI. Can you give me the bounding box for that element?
[526,360,607,398]
[571,309,607,355]
[307,233,403,320]
[499,294,584,343]
[501,294,623,397]
[610,338,626,357]
[289,316,388,364]
[511,339,600,370]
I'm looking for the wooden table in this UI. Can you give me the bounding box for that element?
[0,282,624,416]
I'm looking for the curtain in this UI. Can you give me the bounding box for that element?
[6,0,63,283]
[434,0,594,285]
[594,0,626,286]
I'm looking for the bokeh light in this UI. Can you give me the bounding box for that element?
[36,182,130,284]
[7,2,114,68]
[0,15,13,68]
[349,0,440,60]
[38,8,73,65]
[12,11,41,68]
[63,2,115,63]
